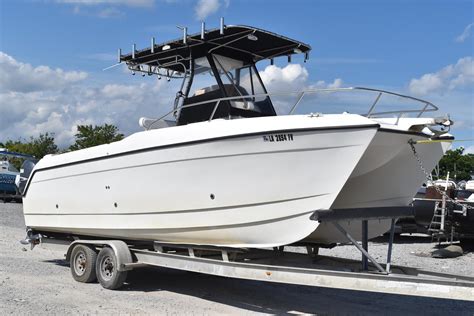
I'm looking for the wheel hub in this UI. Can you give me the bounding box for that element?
[74,252,87,276]
[101,257,114,280]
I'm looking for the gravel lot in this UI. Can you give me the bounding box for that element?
[1,202,473,315]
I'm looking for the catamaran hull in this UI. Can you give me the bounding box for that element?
[23,115,378,248]
[305,129,451,244]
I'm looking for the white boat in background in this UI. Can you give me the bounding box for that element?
[0,154,19,195]
[1,148,35,202]
[464,180,474,192]
[19,23,453,248]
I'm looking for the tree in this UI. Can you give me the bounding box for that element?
[69,124,124,151]
[434,147,474,181]
[4,133,58,159]
[2,133,59,169]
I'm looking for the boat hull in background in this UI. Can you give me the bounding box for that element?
[23,115,378,248]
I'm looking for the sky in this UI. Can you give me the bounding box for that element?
[0,0,473,151]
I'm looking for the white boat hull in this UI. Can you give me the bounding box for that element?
[23,115,378,248]
[306,125,451,244]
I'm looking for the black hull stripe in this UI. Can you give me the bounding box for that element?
[30,210,317,237]
[23,124,379,196]
[23,193,329,216]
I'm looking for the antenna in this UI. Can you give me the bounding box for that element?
[201,21,206,40]
[151,37,155,53]
[132,43,136,59]
[220,17,225,35]
[117,48,122,63]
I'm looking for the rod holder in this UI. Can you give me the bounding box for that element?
[117,48,122,63]
[132,44,136,59]
[220,17,225,35]
[201,21,206,40]
[151,37,155,53]
[183,27,188,44]
[270,58,274,65]
[288,55,292,63]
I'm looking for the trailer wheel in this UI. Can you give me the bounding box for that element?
[96,247,127,290]
[70,244,97,283]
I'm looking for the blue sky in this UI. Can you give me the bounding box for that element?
[0,0,473,150]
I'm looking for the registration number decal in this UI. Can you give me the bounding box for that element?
[262,133,294,142]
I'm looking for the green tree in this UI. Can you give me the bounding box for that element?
[435,147,474,181]
[69,124,124,151]
[4,133,58,159]
[2,133,59,168]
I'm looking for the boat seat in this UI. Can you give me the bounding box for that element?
[139,117,176,130]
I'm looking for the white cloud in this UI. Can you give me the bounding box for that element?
[259,64,343,92]
[97,6,125,18]
[0,52,177,148]
[56,0,155,7]
[310,78,344,89]
[56,0,154,17]
[455,23,474,43]
[194,0,221,20]
[408,56,474,95]
[259,64,309,92]
[258,64,345,114]
[0,52,87,93]
[465,145,474,154]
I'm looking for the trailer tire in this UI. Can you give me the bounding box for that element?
[96,247,127,290]
[70,244,98,283]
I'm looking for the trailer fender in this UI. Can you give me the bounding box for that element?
[66,240,133,271]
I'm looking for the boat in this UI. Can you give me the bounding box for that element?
[465,180,474,192]
[410,178,474,244]
[19,22,453,248]
[0,149,35,202]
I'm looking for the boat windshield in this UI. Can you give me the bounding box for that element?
[178,54,276,125]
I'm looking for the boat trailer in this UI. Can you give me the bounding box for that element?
[26,207,474,301]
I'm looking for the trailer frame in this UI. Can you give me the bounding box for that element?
[38,236,474,301]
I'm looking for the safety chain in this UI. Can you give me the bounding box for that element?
[408,139,474,210]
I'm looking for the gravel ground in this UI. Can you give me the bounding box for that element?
[1,202,473,315]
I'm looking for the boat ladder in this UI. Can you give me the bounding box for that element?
[428,194,455,243]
